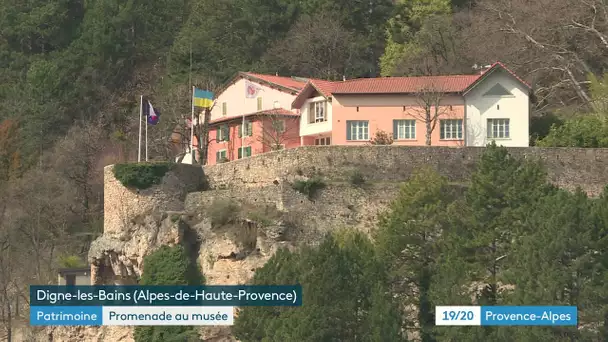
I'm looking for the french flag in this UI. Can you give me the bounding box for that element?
[144,100,160,125]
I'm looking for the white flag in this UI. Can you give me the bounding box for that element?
[245,81,261,98]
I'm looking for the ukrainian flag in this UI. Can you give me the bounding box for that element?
[194,88,214,108]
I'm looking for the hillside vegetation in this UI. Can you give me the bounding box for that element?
[0,0,607,339]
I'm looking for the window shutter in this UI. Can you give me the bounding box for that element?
[238,147,242,159]
[248,122,253,136]
[216,151,220,162]
[238,125,242,138]
[309,103,315,123]
[246,147,251,157]
[224,125,230,141]
[257,97,262,111]
[323,102,328,121]
[346,122,351,140]
[215,128,220,142]
[393,120,398,139]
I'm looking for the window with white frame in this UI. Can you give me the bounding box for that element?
[315,137,331,145]
[440,119,463,140]
[309,101,327,123]
[216,125,230,142]
[238,146,252,159]
[216,150,228,162]
[394,120,416,140]
[238,121,253,137]
[487,119,510,139]
[346,121,369,141]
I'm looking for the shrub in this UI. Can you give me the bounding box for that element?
[58,254,86,268]
[208,198,240,227]
[369,130,394,145]
[113,162,173,189]
[349,170,365,186]
[536,115,608,147]
[134,245,204,342]
[246,211,271,226]
[292,177,326,199]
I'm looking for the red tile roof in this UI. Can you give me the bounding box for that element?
[332,75,481,94]
[290,80,341,109]
[310,79,340,96]
[209,108,298,125]
[292,61,531,96]
[243,73,307,91]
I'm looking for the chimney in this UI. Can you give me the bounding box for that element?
[275,72,279,76]
[342,75,346,81]
[472,63,493,74]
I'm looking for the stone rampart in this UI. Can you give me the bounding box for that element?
[103,163,205,234]
[203,146,608,196]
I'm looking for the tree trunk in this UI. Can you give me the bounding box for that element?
[197,108,211,165]
[425,120,432,146]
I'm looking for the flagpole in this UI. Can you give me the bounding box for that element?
[138,95,143,162]
[241,108,245,157]
[145,107,148,162]
[191,86,195,164]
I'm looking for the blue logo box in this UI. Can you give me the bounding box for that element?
[481,306,577,326]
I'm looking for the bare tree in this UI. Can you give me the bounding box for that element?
[0,226,14,342]
[193,105,215,165]
[389,14,474,77]
[261,12,364,80]
[52,120,106,230]
[461,0,608,112]
[410,83,450,145]
[257,114,300,151]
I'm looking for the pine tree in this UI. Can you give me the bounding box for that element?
[134,245,204,342]
[375,167,456,341]
[432,143,553,341]
[234,232,404,341]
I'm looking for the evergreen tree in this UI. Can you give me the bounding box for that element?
[234,232,404,341]
[432,143,553,341]
[375,167,456,341]
[504,189,600,341]
[134,245,205,342]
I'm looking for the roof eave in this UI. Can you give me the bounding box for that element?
[209,112,299,126]
[462,63,531,96]
[243,73,302,94]
[332,91,463,95]
[215,72,302,99]
[292,82,332,109]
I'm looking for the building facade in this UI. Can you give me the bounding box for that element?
[204,62,531,165]
[291,62,531,148]
[207,72,308,164]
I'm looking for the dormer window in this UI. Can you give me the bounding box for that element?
[309,101,327,123]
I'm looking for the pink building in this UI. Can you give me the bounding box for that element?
[204,62,531,164]
[291,62,531,148]
[208,108,301,164]
[207,72,308,164]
